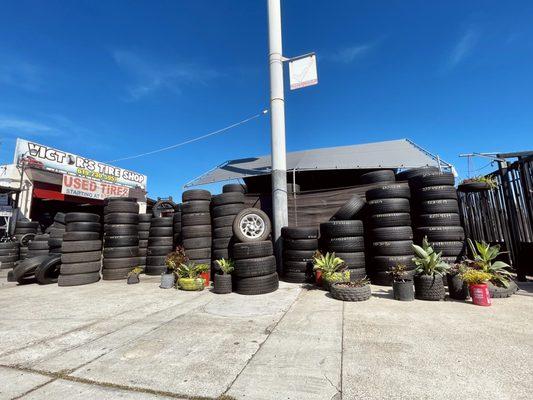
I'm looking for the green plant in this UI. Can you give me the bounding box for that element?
[461,175,498,189]
[127,267,143,277]
[165,246,189,273]
[215,258,234,275]
[388,264,411,282]
[447,262,468,276]
[322,270,350,284]
[176,261,209,279]
[461,269,492,285]
[335,277,370,288]
[313,251,345,275]
[466,239,512,287]
[412,237,450,276]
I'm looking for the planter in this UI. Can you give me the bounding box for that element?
[331,282,371,302]
[414,274,445,301]
[488,280,518,298]
[127,274,140,285]
[214,274,232,294]
[200,271,211,287]
[315,270,323,286]
[178,277,205,291]
[392,280,414,301]
[447,273,469,300]
[322,272,350,291]
[160,273,175,289]
[458,182,492,192]
[469,283,492,306]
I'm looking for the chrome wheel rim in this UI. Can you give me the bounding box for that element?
[239,213,265,239]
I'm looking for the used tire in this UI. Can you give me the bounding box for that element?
[213,215,236,228]
[63,231,100,241]
[104,202,139,214]
[212,203,245,218]
[371,226,413,241]
[235,272,279,295]
[429,241,465,256]
[61,251,102,264]
[416,186,457,201]
[58,272,100,286]
[367,198,411,214]
[181,200,210,214]
[323,237,365,252]
[359,170,395,184]
[332,194,366,220]
[183,237,212,249]
[234,256,276,278]
[103,257,139,269]
[233,208,271,243]
[102,268,130,280]
[366,183,411,200]
[104,236,139,247]
[211,192,245,207]
[62,240,102,253]
[396,166,439,181]
[61,261,101,275]
[283,249,315,262]
[233,241,273,259]
[148,237,173,246]
[35,255,61,284]
[103,247,139,258]
[150,217,174,227]
[410,172,455,189]
[66,222,101,232]
[223,183,247,193]
[182,189,211,202]
[415,226,465,241]
[370,213,411,228]
[335,252,365,268]
[320,221,363,238]
[185,248,211,259]
[104,213,139,224]
[181,225,212,239]
[65,213,100,223]
[372,241,413,256]
[281,226,319,240]
[182,213,211,226]
[284,238,318,250]
[417,213,461,227]
[419,199,459,214]
[149,227,173,237]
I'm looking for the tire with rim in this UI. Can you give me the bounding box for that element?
[58,272,100,286]
[233,241,273,259]
[232,208,271,243]
[320,221,363,238]
[235,272,279,295]
[332,194,366,220]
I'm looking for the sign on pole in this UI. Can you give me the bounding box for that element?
[288,53,318,90]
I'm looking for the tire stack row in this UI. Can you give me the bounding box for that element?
[233,241,279,295]
[48,213,66,254]
[281,227,318,283]
[320,221,367,280]
[366,183,415,285]
[211,192,245,262]
[181,190,212,270]
[0,242,19,271]
[173,206,182,246]
[103,198,139,280]
[27,234,50,258]
[138,214,151,269]
[145,216,174,275]
[15,220,39,260]
[59,212,102,287]
[409,171,465,264]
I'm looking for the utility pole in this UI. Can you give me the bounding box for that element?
[267,0,288,269]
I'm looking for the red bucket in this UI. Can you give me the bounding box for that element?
[469,284,492,306]
[315,270,323,286]
[200,271,210,287]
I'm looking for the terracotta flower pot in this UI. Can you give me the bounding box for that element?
[469,283,492,306]
[200,271,210,287]
[315,270,323,286]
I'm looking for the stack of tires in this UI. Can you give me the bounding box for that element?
[359,169,396,185]
[173,206,182,246]
[27,234,50,258]
[102,198,139,280]
[320,221,366,280]
[0,242,19,271]
[181,190,212,270]
[48,213,66,254]
[366,183,415,285]
[281,227,319,283]
[138,214,151,269]
[59,212,102,287]
[145,216,174,275]
[211,192,245,262]
[409,171,465,264]
[233,241,278,295]
[15,220,39,260]
[223,183,247,194]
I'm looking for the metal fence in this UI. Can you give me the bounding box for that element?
[458,154,533,279]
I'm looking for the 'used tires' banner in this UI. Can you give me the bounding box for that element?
[61,174,129,200]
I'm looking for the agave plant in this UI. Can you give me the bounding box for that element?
[461,269,493,285]
[176,262,209,279]
[215,258,234,275]
[466,239,512,287]
[412,237,449,276]
[313,251,345,275]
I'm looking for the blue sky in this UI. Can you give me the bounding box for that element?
[1,0,532,199]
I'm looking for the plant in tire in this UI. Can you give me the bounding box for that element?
[214,258,234,294]
[412,237,449,300]
[160,247,188,289]
[313,251,349,290]
[176,261,208,291]
[127,267,143,284]
[330,278,371,302]
[389,264,414,301]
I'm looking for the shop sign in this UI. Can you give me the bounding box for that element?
[61,174,130,200]
[14,138,147,189]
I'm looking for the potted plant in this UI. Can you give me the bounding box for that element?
[177,262,208,291]
[446,263,469,300]
[412,237,449,301]
[389,264,414,301]
[214,258,234,294]
[313,252,349,290]
[331,277,371,302]
[461,269,493,306]
[127,267,142,284]
[458,176,498,192]
[466,239,516,298]
[162,247,188,289]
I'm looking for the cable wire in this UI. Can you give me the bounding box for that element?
[108,109,268,163]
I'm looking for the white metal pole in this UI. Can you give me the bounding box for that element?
[267,0,288,270]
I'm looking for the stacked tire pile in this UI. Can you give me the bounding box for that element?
[281,227,318,283]
[211,192,245,262]
[366,183,415,285]
[359,169,396,185]
[173,206,182,247]
[409,171,465,264]
[48,213,66,254]
[0,242,19,271]
[320,221,366,280]
[223,183,247,194]
[15,220,39,260]
[138,214,151,269]
[59,212,102,286]
[181,190,212,270]
[102,198,139,280]
[12,254,61,285]
[233,240,279,295]
[145,216,174,275]
[27,234,50,258]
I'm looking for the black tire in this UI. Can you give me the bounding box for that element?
[102,268,131,280]
[33,234,50,241]
[366,183,411,200]
[323,237,365,252]
[181,200,210,214]
[13,255,50,281]
[63,231,100,241]
[234,256,276,278]
[181,213,211,226]
[235,272,279,295]
[148,237,174,246]
[283,249,315,262]
[181,225,212,239]
[103,247,139,258]
[104,213,139,224]
[359,170,395,184]
[182,189,211,202]
[283,260,312,273]
[371,226,413,241]
[371,255,415,271]
[458,182,493,192]
[233,241,273,259]
[138,213,153,222]
[212,237,233,249]
[138,239,148,248]
[0,242,19,249]
[282,272,308,283]
[150,217,174,227]
[410,172,455,189]
[214,274,232,294]
[58,272,100,286]
[417,213,461,227]
[370,213,411,228]
[212,203,245,218]
[335,252,366,268]
[15,227,38,234]
[61,261,101,275]
[233,208,271,243]
[146,246,173,256]
[144,265,167,275]
[416,186,457,201]
[223,183,247,193]
[49,228,66,238]
[320,221,363,238]
[104,202,139,214]
[183,237,212,249]
[284,238,318,250]
[349,268,368,280]
[28,241,49,250]
[396,166,440,181]
[65,213,100,223]
[105,225,138,236]
[213,226,233,238]
[281,226,319,240]
[0,255,18,263]
[104,196,137,204]
[332,194,366,220]
[415,226,465,241]
[429,241,465,256]
[16,220,39,229]
[211,192,245,207]
[372,241,413,256]
[419,199,459,214]
[212,215,236,228]
[138,222,151,231]
[35,255,61,284]
[149,227,173,237]
[173,211,182,221]
[1,262,15,270]
[62,240,102,253]
[103,257,139,269]
[66,222,101,233]
[185,248,211,259]
[139,231,149,240]
[62,251,101,264]
[54,212,66,224]
[104,236,139,247]
[213,249,230,260]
